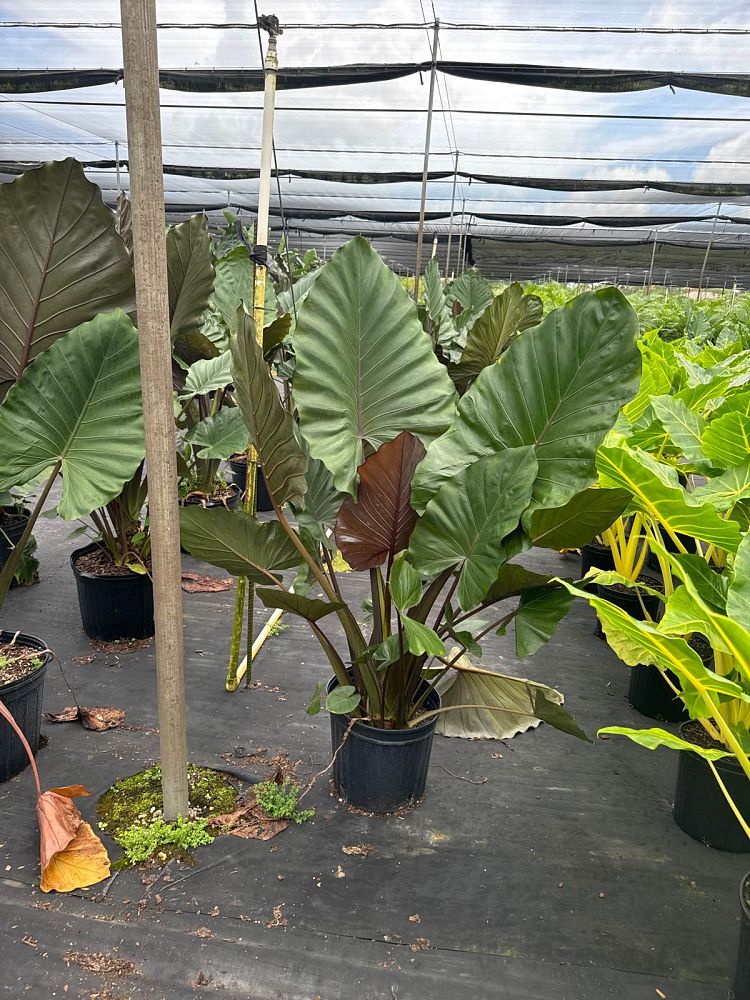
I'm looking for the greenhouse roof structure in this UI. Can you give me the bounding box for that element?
[2,1,750,285]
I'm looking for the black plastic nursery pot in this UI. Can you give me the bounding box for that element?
[71,543,154,641]
[627,637,712,723]
[327,676,440,813]
[673,722,750,853]
[0,631,49,783]
[627,664,688,723]
[580,541,616,590]
[735,872,750,1000]
[0,505,29,572]
[228,458,273,512]
[596,576,662,622]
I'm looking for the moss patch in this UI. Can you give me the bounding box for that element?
[97,764,239,867]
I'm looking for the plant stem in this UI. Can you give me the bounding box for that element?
[0,462,61,608]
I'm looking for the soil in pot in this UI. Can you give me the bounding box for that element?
[736,873,750,1000]
[627,635,711,723]
[327,676,440,814]
[0,631,49,783]
[595,574,663,641]
[228,456,273,512]
[673,719,750,853]
[72,543,154,642]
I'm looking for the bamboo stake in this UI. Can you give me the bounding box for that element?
[120,0,188,819]
[226,21,280,692]
[235,607,284,685]
[412,19,440,303]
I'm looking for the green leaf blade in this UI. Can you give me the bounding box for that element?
[294,237,457,496]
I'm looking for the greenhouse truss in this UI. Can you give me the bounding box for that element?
[2,1,750,286]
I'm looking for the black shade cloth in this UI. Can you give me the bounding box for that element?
[2,161,748,200]
[3,63,750,97]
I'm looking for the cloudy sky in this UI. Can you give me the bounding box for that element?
[1,1,749,230]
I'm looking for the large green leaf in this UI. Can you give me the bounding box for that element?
[230,310,307,507]
[727,534,750,631]
[0,310,144,519]
[277,268,320,316]
[691,460,750,513]
[411,288,641,513]
[213,248,253,335]
[455,283,542,381]
[167,214,215,342]
[422,258,456,353]
[649,395,707,467]
[623,339,675,423]
[179,351,233,399]
[408,447,538,611]
[0,158,135,394]
[528,486,631,549]
[446,270,494,331]
[293,237,457,495]
[702,411,750,468]
[293,447,345,545]
[179,506,300,584]
[596,444,742,552]
[482,563,556,605]
[433,655,588,741]
[186,407,247,459]
[514,586,574,657]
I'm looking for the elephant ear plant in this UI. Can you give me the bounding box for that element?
[0,309,145,606]
[180,237,642,796]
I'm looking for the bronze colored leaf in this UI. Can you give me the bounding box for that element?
[334,431,426,570]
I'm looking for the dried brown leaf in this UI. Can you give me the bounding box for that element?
[64,951,134,977]
[341,843,375,857]
[44,706,125,732]
[181,572,233,593]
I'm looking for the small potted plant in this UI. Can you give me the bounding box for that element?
[0,311,147,640]
[0,630,51,782]
[181,237,642,812]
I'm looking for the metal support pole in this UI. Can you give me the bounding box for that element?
[444,149,459,275]
[647,229,658,291]
[120,0,188,820]
[413,19,440,303]
[227,20,281,692]
[114,139,121,194]
[455,196,466,276]
[697,202,722,300]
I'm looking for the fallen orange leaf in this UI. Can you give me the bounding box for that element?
[0,698,110,894]
[40,817,110,894]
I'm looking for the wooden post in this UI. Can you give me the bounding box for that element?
[646,230,658,291]
[412,19,440,303]
[120,0,188,819]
